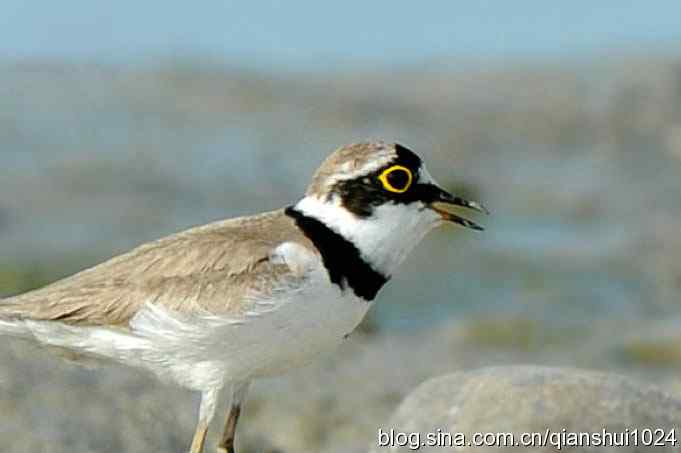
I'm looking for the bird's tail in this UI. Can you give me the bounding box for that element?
[0,312,153,369]
[0,317,33,338]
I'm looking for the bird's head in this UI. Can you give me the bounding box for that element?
[293,142,487,277]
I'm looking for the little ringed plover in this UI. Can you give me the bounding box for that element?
[0,141,486,453]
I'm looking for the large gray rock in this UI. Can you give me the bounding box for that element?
[371,366,681,452]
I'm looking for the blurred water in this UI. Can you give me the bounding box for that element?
[1,2,681,67]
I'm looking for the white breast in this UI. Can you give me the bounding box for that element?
[124,242,372,389]
[216,265,371,379]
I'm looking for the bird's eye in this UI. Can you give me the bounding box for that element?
[378,165,413,193]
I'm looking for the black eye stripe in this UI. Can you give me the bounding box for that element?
[329,143,425,218]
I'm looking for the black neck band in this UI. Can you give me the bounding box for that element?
[285,206,389,301]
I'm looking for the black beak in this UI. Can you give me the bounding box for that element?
[427,187,488,231]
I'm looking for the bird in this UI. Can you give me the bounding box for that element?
[0,142,486,453]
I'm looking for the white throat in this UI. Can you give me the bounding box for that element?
[294,195,440,276]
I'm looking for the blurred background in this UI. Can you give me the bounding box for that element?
[2,2,681,452]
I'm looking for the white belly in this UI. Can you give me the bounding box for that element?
[125,266,372,390]
[216,271,371,379]
[2,267,372,392]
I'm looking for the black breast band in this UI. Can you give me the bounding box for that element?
[285,206,389,301]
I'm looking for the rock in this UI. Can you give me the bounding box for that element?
[371,366,681,452]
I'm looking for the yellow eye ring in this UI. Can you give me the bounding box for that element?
[378,165,413,193]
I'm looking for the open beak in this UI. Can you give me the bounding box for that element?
[428,188,488,231]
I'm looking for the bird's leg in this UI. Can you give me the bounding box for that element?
[190,421,209,453]
[218,404,241,453]
[217,381,250,453]
[189,388,220,453]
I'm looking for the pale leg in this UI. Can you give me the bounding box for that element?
[190,421,209,453]
[189,388,220,453]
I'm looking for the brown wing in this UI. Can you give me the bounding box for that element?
[0,209,316,327]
